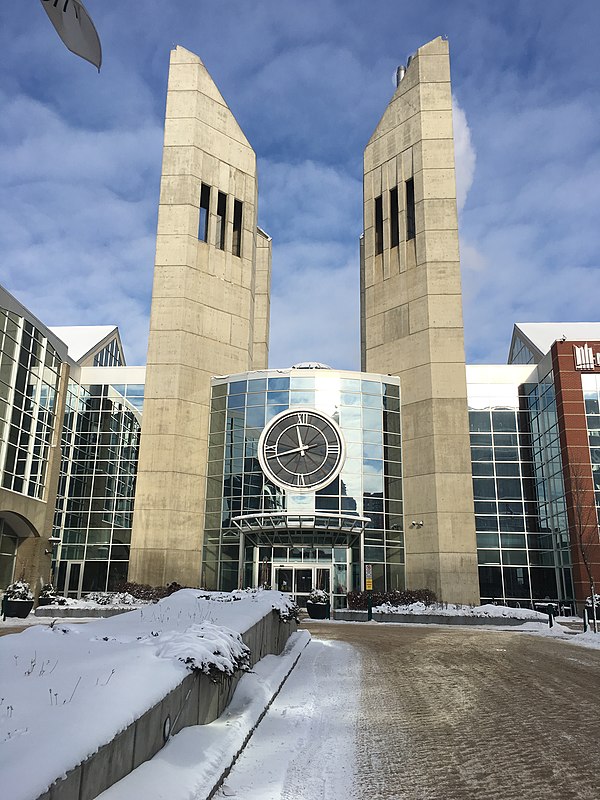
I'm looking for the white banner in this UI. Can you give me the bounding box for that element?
[40,0,102,71]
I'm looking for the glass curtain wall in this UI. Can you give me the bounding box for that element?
[582,373,600,524]
[53,381,142,595]
[470,374,572,606]
[524,370,572,604]
[0,309,61,499]
[203,370,404,605]
[92,338,122,367]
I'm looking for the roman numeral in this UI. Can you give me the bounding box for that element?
[296,412,310,425]
[265,444,277,459]
[296,473,306,487]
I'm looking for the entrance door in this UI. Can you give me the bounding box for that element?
[273,564,332,607]
[65,561,84,598]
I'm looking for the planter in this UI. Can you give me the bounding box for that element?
[37,597,58,607]
[306,601,330,620]
[2,598,34,619]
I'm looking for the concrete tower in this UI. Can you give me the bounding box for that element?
[130,46,270,587]
[361,37,479,603]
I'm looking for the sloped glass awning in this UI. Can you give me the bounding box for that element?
[229,511,370,548]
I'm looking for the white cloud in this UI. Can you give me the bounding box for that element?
[0,89,162,365]
[452,97,476,212]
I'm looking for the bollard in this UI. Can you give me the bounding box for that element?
[367,591,373,621]
[547,606,553,628]
[583,607,588,633]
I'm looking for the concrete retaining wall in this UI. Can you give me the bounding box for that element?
[333,609,541,627]
[37,610,296,800]
[35,606,140,618]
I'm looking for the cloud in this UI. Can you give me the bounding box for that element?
[452,97,476,213]
[0,89,162,365]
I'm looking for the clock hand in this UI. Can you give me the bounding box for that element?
[271,443,319,458]
[296,425,305,453]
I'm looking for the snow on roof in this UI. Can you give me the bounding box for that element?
[50,325,118,363]
[514,322,600,357]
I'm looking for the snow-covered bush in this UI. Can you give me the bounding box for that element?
[84,591,142,606]
[115,580,185,602]
[38,583,66,605]
[347,588,437,610]
[308,589,329,605]
[3,580,33,601]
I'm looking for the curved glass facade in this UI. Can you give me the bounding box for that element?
[203,368,403,607]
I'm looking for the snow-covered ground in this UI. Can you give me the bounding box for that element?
[96,631,312,800]
[0,589,296,800]
[214,636,359,800]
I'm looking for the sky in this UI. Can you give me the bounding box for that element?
[1,1,600,369]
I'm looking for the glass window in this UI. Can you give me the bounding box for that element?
[478,566,502,598]
[496,462,520,477]
[475,516,498,532]
[473,478,495,500]
[497,479,522,500]
[361,380,381,395]
[268,377,289,391]
[503,567,530,598]
[374,195,383,255]
[495,447,519,462]
[198,183,210,242]
[229,380,247,395]
[405,178,415,240]
[478,549,500,564]
[477,532,499,547]
[472,462,494,477]
[492,410,517,432]
[470,411,491,433]
[500,533,526,548]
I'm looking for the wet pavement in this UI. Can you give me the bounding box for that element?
[304,620,600,800]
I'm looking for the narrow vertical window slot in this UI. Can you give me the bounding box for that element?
[374,194,383,255]
[232,199,243,257]
[405,178,416,241]
[389,187,399,248]
[216,192,227,250]
[199,184,210,242]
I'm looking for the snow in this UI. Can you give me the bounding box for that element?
[216,637,359,800]
[50,325,117,363]
[96,631,312,800]
[0,589,296,800]
[373,601,548,620]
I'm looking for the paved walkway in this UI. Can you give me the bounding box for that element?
[305,621,600,800]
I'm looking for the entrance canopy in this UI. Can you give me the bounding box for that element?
[230,511,369,548]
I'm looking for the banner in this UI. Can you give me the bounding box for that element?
[40,0,102,71]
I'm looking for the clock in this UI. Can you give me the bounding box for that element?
[258,408,345,492]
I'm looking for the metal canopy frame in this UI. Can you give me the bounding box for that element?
[229,511,369,549]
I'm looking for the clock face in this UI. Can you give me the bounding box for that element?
[258,408,345,493]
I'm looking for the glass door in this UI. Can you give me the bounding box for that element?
[273,564,332,608]
[294,569,312,607]
[65,561,83,598]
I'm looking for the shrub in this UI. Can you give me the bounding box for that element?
[115,580,186,603]
[308,588,329,605]
[38,583,66,605]
[4,580,34,601]
[347,588,437,610]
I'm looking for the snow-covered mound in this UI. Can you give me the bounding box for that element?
[0,589,296,800]
[373,601,547,620]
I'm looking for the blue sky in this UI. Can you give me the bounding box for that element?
[2,1,600,368]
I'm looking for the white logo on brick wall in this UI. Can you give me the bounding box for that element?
[573,344,600,370]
